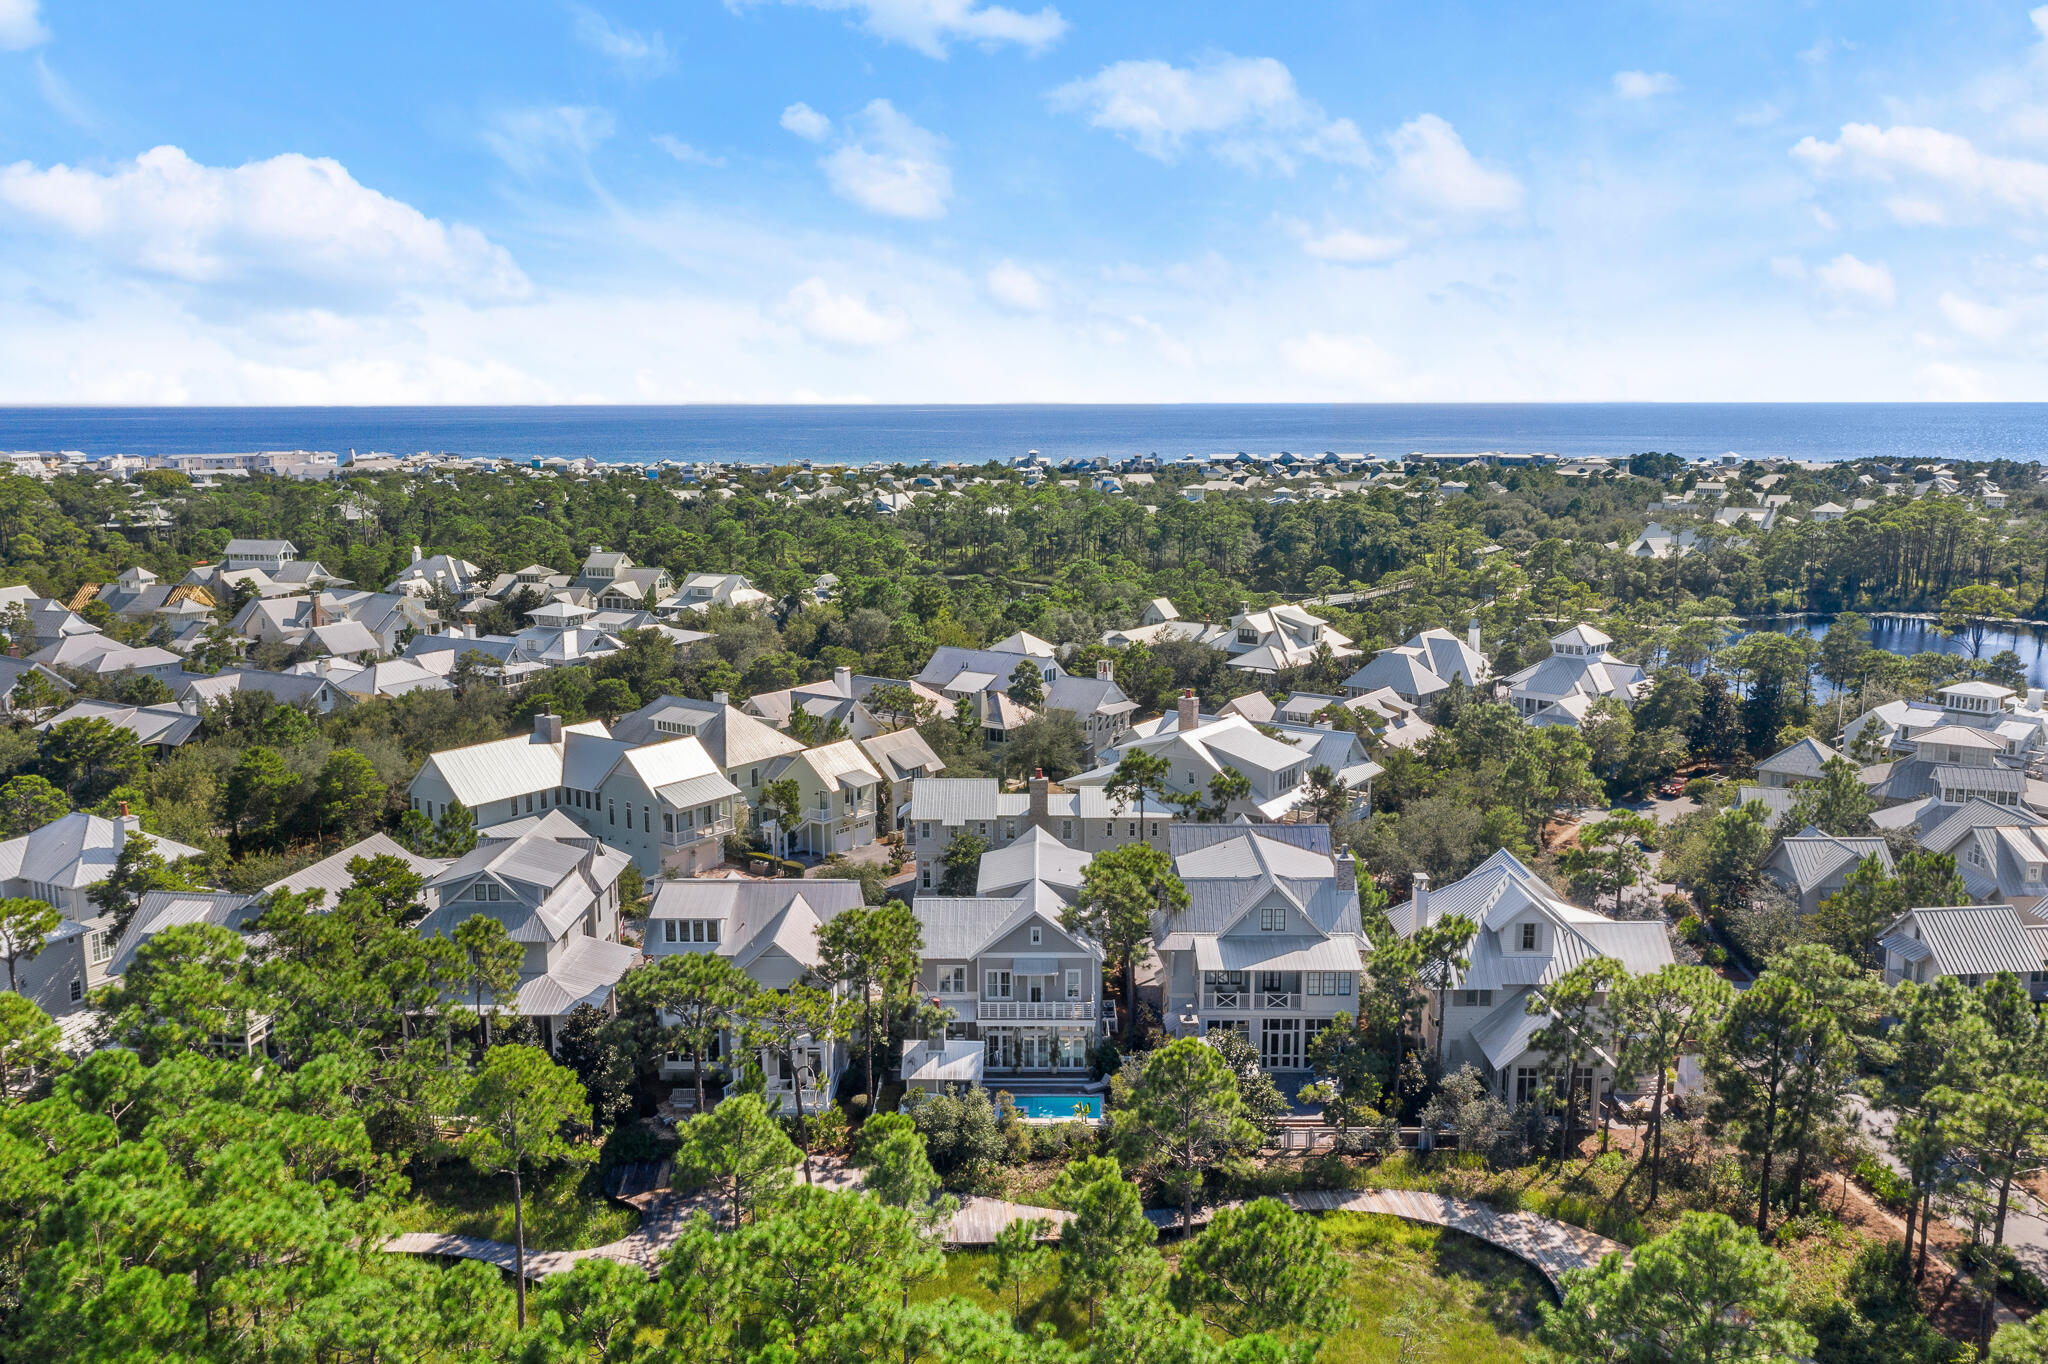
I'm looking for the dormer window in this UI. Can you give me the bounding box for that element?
[1520,922,1537,951]
[1260,906,1285,932]
[1237,628,1258,645]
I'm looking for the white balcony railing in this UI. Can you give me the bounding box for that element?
[979,1000,1095,1021]
[1202,991,1300,1011]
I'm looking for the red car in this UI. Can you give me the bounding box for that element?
[1657,778,1687,798]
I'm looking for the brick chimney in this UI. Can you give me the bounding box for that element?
[1029,769,1051,829]
[113,802,138,854]
[1177,688,1200,733]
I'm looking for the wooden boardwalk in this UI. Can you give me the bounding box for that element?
[385,1170,1622,1294]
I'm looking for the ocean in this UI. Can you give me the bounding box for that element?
[0,403,2045,466]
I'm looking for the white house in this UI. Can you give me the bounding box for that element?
[1388,848,1673,1105]
[1504,625,1649,726]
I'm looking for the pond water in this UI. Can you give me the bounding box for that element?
[1734,613,2048,694]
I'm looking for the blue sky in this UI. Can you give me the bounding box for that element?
[2,1,2048,403]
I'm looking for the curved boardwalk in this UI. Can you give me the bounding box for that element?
[385,1174,1622,1295]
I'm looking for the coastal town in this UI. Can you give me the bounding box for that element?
[0,443,2041,1360]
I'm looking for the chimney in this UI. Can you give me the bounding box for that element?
[1177,688,1200,733]
[589,544,603,555]
[712,690,729,707]
[1468,619,1481,653]
[1096,659,1114,683]
[1029,768,1051,828]
[1411,871,1430,922]
[412,545,423,564]
[113,803,138,854]
[834,665,853,696]
[534,712,563,744]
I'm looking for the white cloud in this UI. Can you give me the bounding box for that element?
[1813,252,1896,308]
[736,0,1066,59]
[1301,229,1407,264]
[779,276,910,345]
[653,135,726,167]
[1917,361,1992,399]
[781,102,833,142]
[1049,54,1373,172]
[1386,114,1522,217]
[986,259,1048,310]
[1793,122,2048,220]
[570,5,674,76]
[1939,290,2017,341]
[818,99,952,219]
[0,0,48,50]
[0,145,527,304]
[485,106,615,176]
[1613,70,1678,99]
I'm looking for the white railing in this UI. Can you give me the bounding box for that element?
[980,1000,1094,1020]
[1205,991,1245,1010]
[663,817,732,847]
[1260,990,1300,1010]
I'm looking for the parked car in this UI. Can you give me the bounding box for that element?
[1657,778,1687,798]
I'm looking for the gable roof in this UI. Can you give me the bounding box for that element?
[1768,827,1894,893]
[648,878,866,968]
[1883,905,2048,978]
[1758,735,1840,781]
[978,825,1091,896]
[264,832,450,900]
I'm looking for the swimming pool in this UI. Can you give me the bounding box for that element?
[1009,1094,1100,1120]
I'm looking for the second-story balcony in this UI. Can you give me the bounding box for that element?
[1202,990,1301,1012]
[979,1000,1096,1021]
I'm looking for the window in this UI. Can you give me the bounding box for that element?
[1029,926,1043,945]
[1260,906,1285,932]
[643,805,652,832]
[664,812,675,833]
[1104,823,1112,838]
[69,977,82,1003]
[1128,822,1137,838]
[525,793,534,813]
[1003,820,1016,840]
[488,884,501,902]
[977,822,988,838]
[663,920,679,943]
[938,966,967,994]
[1459,989,1494,1008]
[984,971,1012,1000]
[1066,970,1082,999]
[1061,820,1073,841]
[1150,822,1159,837]
[86,931,110,965]
[608,799,616,826]
[920,866,932,889]
[1237,628,1258,644]
[1520,922,1537,951]
[919,822,931,841]
[750,768,760,788]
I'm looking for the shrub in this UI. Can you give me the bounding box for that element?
[1089,1038,1122,1080]
[1851,1154,1912,1212]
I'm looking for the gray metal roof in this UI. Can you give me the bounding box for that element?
[1757,736,1838,781]
[1769,828,1893,893]
[1894,905,2047,978]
